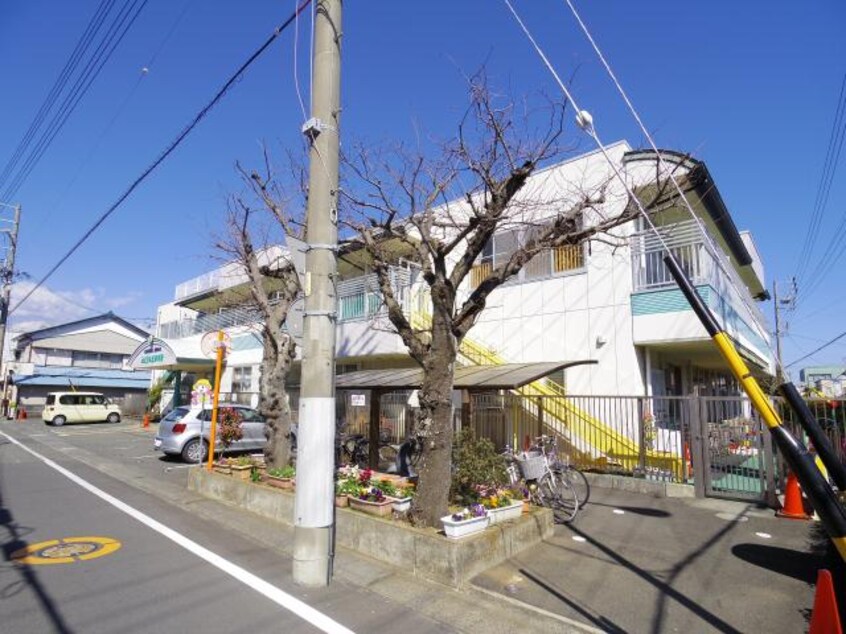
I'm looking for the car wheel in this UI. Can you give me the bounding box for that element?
[52,415,66,427]
[181,438,209,463]
[107,412,121,424]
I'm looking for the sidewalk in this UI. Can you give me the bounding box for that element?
[472,487,823,633]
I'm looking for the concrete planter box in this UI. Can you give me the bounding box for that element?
[265,475,294,490]
[392,496,412,513]
[188,469,553,588]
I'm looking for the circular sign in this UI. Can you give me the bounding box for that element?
[11,537,122,565]
[200,331,231,358]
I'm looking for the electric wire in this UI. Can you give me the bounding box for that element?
[0,0,115,192]
[559,0,782,372]
[795,72,846,286]
[787,330,846,369]
[1,0,149,202]
[43,0,196,224]
[9,0,313,316]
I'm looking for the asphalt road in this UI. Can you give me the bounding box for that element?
[0,418,451,634]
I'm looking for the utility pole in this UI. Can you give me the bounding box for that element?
[773,278,796,384]
[0,203,21,403]
[293,0,341,587]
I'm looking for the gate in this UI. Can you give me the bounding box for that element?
[695,396,776,504]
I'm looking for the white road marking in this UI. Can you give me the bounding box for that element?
[571,535,587,542]
[612,509,625,515]
[0,430,355,634]
[130,454,159,460]
[755,532,772,539]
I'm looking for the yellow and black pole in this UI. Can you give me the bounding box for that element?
[663,255,846,561]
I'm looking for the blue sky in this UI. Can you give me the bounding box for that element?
[1,0,844,377]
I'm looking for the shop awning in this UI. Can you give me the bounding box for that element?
[334,360,596,391]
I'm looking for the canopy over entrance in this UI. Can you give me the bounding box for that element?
[127,337,214,372]
[335,360,597,391]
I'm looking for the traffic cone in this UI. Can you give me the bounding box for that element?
[142,414,150,428]
[776,471,811,520]
[809,569,842,634]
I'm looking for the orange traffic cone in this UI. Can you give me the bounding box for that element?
[809,569,843,634]
[142,414,150,428]
[776,471,811,520]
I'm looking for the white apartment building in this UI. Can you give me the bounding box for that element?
[140,142,772,430]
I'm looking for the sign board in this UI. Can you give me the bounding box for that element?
[350,393,366,407]
[128,337,177,370]
[191,379,213,407]
[201,331,231,358]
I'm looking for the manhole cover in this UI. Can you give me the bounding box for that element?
[10,537,121,565]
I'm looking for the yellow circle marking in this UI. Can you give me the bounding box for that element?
[10,536,121,565]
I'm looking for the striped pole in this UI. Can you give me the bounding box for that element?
[663,255,846,561]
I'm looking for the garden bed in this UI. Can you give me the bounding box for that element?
[188,469,553,588]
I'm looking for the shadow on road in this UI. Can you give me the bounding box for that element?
[585,501,672,518]
[0,463,73,633]
[731,543,822,583]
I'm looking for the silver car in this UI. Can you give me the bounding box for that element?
[154,403,267,463]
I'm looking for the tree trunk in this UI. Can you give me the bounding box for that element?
[261,331,296,468]
[410,309,459,527]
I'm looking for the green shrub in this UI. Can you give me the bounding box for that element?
[450,428,508,505]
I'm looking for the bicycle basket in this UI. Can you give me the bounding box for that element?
[516,452,547,480]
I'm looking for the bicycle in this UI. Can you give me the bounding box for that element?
[503,443,579,522]
[534,434,590,506]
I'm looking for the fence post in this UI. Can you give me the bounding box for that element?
[537,397,544,440]
[762,413,778,508]
[689,395,706,498]
[637,398,647,473]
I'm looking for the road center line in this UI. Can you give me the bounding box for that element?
[0,430,355,634]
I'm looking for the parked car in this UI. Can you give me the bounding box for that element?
[42,392,122,426]
[154,403,267,463]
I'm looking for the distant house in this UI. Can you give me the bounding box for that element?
[800,366,846,398]
[7,313,151,417]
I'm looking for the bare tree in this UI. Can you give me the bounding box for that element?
[215,150,304,468]
[341,78,646,526]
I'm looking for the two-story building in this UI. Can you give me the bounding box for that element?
[142,142,772,465]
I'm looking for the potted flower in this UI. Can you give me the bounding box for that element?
[228,455,254,481]
[348,486,395,517]
[266,465,295,489]
[391,482,415,514]
[441,503,489,539]
[481,488,522,524]
[334,477,361,507]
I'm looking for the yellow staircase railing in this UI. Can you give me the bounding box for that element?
[409,305,682,474]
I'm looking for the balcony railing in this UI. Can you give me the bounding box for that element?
[160,265,418,339]
[631,220,768,336]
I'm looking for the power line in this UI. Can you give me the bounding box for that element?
[0,0,115,190]
[2,0,149,202]
[10,0,313,316]
[795,72,846,285]
[786,330,846,369]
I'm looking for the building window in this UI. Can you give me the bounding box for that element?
[232,366,253,393]
[72,351,124,369]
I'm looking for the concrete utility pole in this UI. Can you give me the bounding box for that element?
[0,203,21,396]
[293,0,342,587]
[773,278,796,384]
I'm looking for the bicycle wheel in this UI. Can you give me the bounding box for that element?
[554,465,590,506]
[538,473,579,523]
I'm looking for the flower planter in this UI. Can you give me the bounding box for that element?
[229,464,253,481]
[265,475,294,490]
[392,496,412,513]
[335,495,349,508]
[441,513,489,539]
[213,464,231,475]
[348,496,395,517]
[488,501,523,525]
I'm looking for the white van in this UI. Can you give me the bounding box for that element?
[42,392,122,426]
